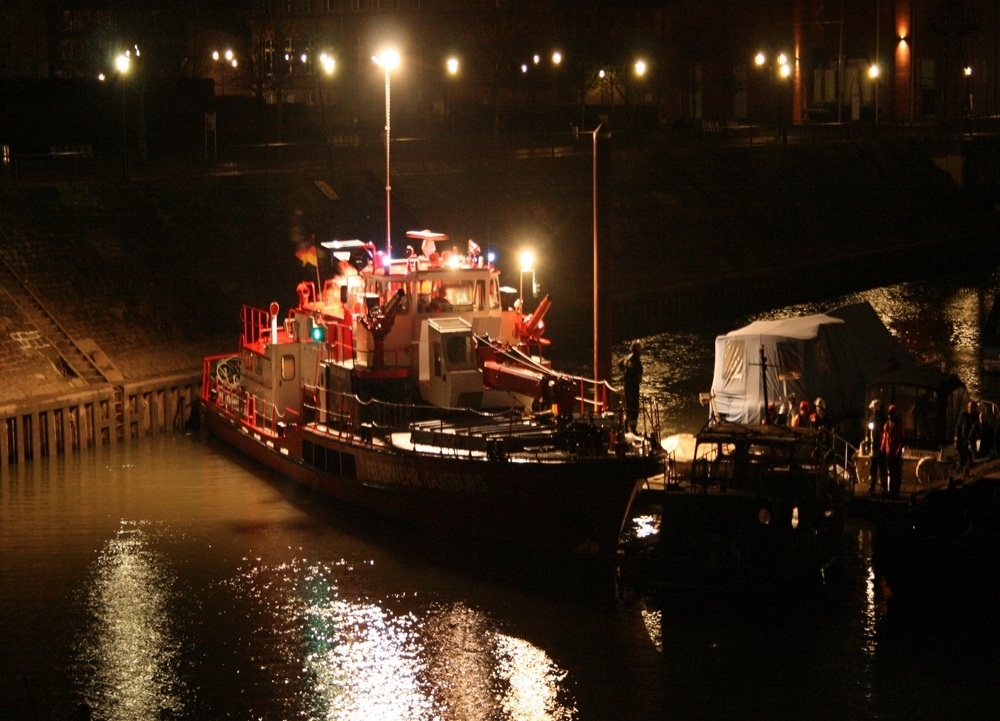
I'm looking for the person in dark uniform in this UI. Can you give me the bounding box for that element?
[620,341,643,434]
[955,401,980,472]
[882,404,905,498]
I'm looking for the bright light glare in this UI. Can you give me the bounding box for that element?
[519,250,535,271]
[964,66,972,76]
[780,63,791,78]
[521,64,528,73]
[599,69,606,78]
[552,51,562,65]
[533,54,540,64]
[755,52,766,66]
[635,59,647,76]
[225,49,233,62]
[446,57,458,75]
[778,53,788,65]
[212,50,219,61]
[115,53,130,74]
[373,49,400,71]
[869,64,880,79]
[320,53,335,74]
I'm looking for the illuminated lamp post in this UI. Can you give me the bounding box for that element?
[372,49,400,260]
[446,57,458,134]
[634,59,647,129]
[869,63,880,129]
[115,52,130,178]
[318,52,336,139]
[519,250,535,313]
[754,51,791,143]
[211,49,237,95]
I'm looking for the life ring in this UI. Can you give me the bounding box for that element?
[915,456,939,485]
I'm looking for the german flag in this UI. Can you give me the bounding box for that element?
[295,246,318,267]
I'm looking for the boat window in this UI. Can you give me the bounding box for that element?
[489,279,501,310]
[475,280,487,311]
[281,354,295,381]
[444,335,476,370]
[776,342,802,380]
[388,281,409,313]
[722,340,745,382]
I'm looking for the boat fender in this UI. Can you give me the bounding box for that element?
[916,456,938,485]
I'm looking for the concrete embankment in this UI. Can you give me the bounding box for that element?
[1,133,996,463]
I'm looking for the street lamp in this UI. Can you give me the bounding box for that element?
[115,52,130,178]
[754,50,791,141]
[869,63,880,126]
[317,52,336,140]
[372,49,400,260]
[211,49,237,95]
[446,57,459,134]
[519,250,535,311]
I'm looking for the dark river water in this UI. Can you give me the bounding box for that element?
[4,268,1000,721]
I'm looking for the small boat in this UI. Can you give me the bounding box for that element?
[199,233,662,558]
[852,367,973,498]
[639,420,852,590]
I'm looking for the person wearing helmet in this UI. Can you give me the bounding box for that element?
[811,397,833,432]
[791,399,812,428]
[620,341,643,435]
[867,399,888,496]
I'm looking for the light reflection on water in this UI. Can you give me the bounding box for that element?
[74,520,188,721]
[224,556,577,721]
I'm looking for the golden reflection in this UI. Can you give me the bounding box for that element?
[858,527,877,659]
[238,558,577,720]
[495,634,576,720]
[640,607,663,652]
[75,520,186,720]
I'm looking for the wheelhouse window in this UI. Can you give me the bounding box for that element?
[444,335,476,370]
[281,355,296,381]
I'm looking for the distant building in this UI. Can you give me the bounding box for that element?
[3,1,996,128]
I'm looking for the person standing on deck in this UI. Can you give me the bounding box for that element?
[955,401,980,472]
[881,404,904,498]
[791,399,812,428]
[620,342,643,435]
[867,399,888,496]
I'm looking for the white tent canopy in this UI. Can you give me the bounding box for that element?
[709,302,915,425]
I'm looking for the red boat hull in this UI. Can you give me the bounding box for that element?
[200,403,654,557]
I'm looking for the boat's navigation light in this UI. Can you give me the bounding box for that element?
[487,251,496,265]
[310,323,326,342]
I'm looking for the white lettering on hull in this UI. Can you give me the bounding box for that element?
[357,456,487,493]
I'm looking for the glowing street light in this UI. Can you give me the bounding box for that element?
[372,49,400,259]
[634,59,647,77]
[519,250,535,308]
[552,51,562,65]
[115,52,131,178]
[211,49,237,95]
[446,57,459,75]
